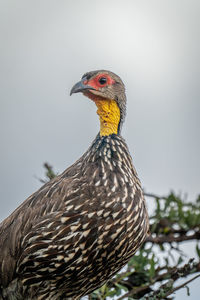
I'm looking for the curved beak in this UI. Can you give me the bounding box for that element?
[70,78,96,96]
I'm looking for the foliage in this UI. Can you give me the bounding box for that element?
[42,164,200,299]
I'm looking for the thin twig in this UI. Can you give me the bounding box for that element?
[116,260,200,300]
[144,192,167,200]
[146,232,200,244]
[165,274,200,297]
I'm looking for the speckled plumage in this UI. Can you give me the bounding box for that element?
[0,71,149,300]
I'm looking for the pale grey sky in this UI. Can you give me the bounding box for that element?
[0,0,200,298]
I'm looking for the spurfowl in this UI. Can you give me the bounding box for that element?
[0,70,149,299]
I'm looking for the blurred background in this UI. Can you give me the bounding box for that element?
[0,0,199,298]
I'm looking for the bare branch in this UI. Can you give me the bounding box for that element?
[165,274,200,297]
[146,232,200,244]
[116,260,200,300]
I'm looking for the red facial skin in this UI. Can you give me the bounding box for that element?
[83,73,115,91]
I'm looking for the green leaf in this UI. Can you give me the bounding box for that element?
[177,256,183,265]
[196,244,200,258]
[186,285,190,296]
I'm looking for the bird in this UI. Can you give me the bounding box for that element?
[0,70,149,299]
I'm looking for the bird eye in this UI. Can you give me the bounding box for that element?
[98,77,107,85]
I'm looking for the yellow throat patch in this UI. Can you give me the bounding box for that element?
[95,99,120,137]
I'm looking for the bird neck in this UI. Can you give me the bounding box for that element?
[94,99,120,137]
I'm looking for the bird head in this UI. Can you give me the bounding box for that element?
[70,70,127,136]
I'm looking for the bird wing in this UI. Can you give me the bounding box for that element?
[0,157,83,286]
[0,171,120,291]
